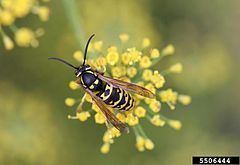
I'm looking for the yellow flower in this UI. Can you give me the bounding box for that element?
[92,103,101,112]
[150,115,165,127]
[116,113,126,123]
[15,28,37,47]
[0,10,15,26]
[144,139,154,150]
[111,66,125,78]
[96,56,107,67]
[69,81,79,90]
[136,136,145,152]
[139,56,152,68]
[103,131,113,143]
[119,33,129,43]
[168,120,182,130]
[159,89,178,110]
[145,83,156,94]
[11,0,33,18]
[169,63,183,74]
[100,143,110,154]
[134,106,146,118]
[85,93,92,103]
[127,67,137,78]
[178,95,191,105]
[36,6,50,21]
[160,89,178,103]
[93,41,103,51]
[65,98,75,107]
[162,44,175,56]
[2,35,14,50]
[76,111,91,122]
[94,112,106,124]
[106,46,119,65]
[149,100,161,112]
[126,113,139,126]
[142,69,153,81]
[121,52,131,65]
[127,48,142,64]
[142,38,150,48]
[150,71,165,88]
[73,51,83,62]
[108,127,121,138]
[150,48,160,58]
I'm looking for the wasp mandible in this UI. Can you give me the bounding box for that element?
[49,34,155,133]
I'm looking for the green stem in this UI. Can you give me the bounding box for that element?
[61,0,85,51]
[9,24,18,33]
[136,124,148,138]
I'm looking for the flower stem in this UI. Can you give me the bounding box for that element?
[61,0,85,51]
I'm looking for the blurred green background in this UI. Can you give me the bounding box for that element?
[0,0,239,164]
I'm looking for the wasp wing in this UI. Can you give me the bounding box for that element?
[96,73,155,98]
[76,79,129,134]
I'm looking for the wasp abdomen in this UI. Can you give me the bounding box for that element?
[97,84,135,111]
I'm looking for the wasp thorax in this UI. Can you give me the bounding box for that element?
[75,65,91,77]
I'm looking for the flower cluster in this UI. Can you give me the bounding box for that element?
[0,0,50,51]
[65,34,191,154]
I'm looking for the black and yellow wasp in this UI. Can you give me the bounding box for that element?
[49,34,154,133]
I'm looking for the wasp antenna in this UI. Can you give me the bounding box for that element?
[82,34,95,66]
[48,57,78,69]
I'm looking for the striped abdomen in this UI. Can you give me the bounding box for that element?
[96,83,135,111]
[80,70,135,111]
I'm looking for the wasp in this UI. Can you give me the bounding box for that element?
[49,34,154,133]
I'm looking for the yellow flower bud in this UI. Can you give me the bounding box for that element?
[0,10,15,26]
[142,69,153,81]
[162,44,175,56]
[65,98,75,107]
[3,35,14,50]
[149,100,161,112]
[126,113,139,126]
[119,33,129,43]
[136,136,145,151]
[168,120,182,130]
[76,111,90,122]
[144,139,154,150]
[178,95,191,105]
[139,56,152,68]
[169,63,183,73]
[109,127,121,138]
[151,71,165,88]
[142,38,150,48]
[37,6,50,21]
[150,48,160,58]
[93,41,103,51]
[85,93,92,103]
[69,81,79,90]
[145,83,156,94]
[106,49,119,65]
[127,67,137,78]
[116,113,126,123]
[15,28,36,47]
[103,131,113,143]
[150,115,165,127]
[159,89,178,104]
[121,52,131,65]
[94,112,106,124]
[100,143,110,154]
[73,51,83,62]
[134,106,146,118]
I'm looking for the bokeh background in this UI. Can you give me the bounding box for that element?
[0,0,240,164]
